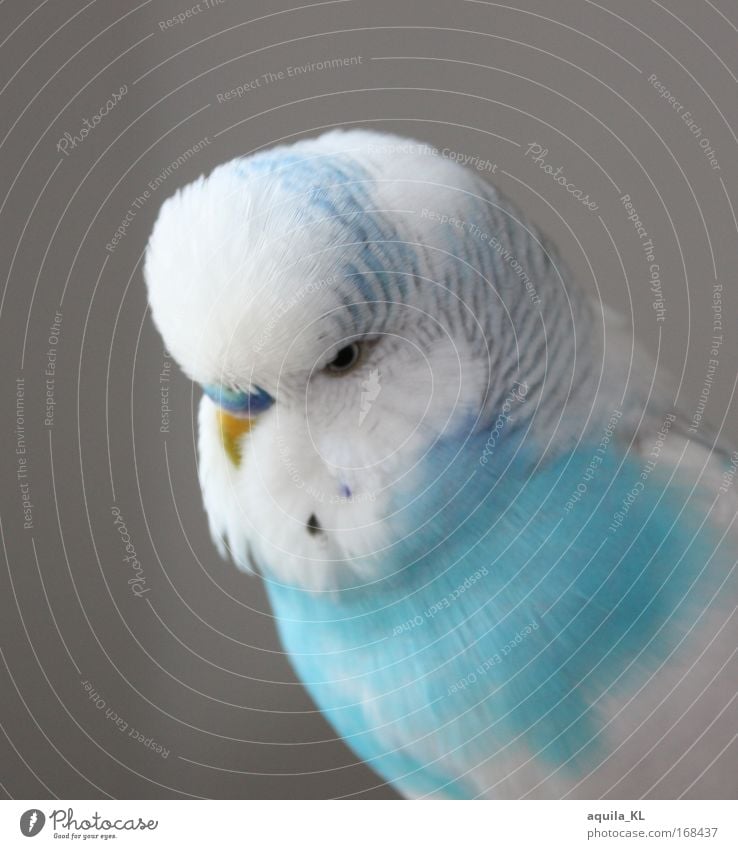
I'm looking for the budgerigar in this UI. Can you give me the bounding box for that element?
[144,130,737,799]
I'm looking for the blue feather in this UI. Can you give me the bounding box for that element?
[233,147,418,319]
[265,429,730,797]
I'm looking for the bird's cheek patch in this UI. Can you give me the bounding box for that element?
[217,409,255,466]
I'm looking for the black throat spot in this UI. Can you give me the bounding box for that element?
[306,513,322,536]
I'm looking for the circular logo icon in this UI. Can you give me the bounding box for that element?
[20,810,45,837]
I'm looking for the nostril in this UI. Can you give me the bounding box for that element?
[306,514,322,536]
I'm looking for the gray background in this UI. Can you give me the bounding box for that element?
[1,0,736,799]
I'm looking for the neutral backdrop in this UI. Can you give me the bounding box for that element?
[1,0,736,799]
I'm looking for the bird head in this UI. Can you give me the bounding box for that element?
[144,129,580,591]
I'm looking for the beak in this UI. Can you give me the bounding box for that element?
[203,383,274,466]
[217,409,255,466]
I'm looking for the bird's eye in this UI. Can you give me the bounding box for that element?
[325,342,362,374]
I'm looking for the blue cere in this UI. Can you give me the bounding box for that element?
[202,383,274,416]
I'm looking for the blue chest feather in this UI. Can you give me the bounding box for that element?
[265,430,730,796]
[266,432,729,796]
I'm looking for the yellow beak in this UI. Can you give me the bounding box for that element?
[217,409,254,466]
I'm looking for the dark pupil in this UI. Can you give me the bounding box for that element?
[331,344,357,370]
